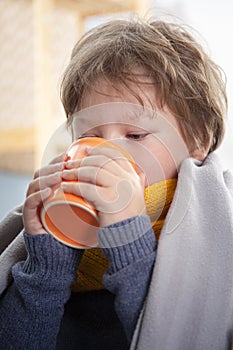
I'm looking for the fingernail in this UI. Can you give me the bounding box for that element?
[54,171,62,179]
[61,182,67,189]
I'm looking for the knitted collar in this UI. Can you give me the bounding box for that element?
[71,179,177,292]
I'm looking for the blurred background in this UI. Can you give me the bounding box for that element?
[0,0,232,219]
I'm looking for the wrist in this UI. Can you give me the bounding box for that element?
[22,232,83,280]
[23,220,48,235]
[98,215,153,248]
[98,215,156,273]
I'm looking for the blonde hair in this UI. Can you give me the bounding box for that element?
[61,17,227,153]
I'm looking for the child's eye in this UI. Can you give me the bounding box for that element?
[77,134,98,140]
[127,133,149,141]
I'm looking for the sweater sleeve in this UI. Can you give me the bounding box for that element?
[97,215,157,342]
[0,232,83,350]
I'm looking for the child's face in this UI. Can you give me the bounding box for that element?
[72,78,189,186]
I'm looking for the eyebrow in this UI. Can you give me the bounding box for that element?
[73,107,157,123]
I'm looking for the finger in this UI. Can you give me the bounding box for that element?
[64,159,82,169]
[66,155,113,169]
[64,154,124,176]
[27,171,62,196]
[49,152,67,165]
[61,181,110,207]
[24,187,52,211]
[62,166,117,187]
[66,154,134,178]
[33,152,66,179]
[34,162,66,179]
[86,147,135,173]
[61,180,134,214]
[23,188,52,234]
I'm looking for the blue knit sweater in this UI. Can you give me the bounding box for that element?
[0,215,156,349]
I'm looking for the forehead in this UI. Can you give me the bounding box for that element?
[72,102,157,131]
[80,71,157,111]
[72,74,181,136]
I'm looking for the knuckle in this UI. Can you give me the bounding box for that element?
[80,183,93,198]
[54,162,64,171]
[26,179,37,195]
[51,171,62,180]
[74,169,79,178]
[38,176,46,189]
[33,168,40,179]
[24,195,33,209]
[49,154,61,165]
[80,157,88,167]
[95,167,103,181]
[65,169,77,179]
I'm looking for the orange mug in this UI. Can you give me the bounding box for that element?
[40,137,136,249]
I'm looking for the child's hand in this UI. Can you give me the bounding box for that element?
[61,146,146,227]
[23,153,66,235]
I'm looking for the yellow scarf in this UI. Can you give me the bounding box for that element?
[71,179,177,293]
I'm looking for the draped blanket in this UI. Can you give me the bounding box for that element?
[131,153,233,350]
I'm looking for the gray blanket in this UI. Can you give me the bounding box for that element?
[0,205,26,295]
[131,153,233,350]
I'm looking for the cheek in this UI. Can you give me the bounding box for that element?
[127,138,187,185]
[153,146,179,180]
[137,142,179,184]
[115,139,180,185]
[145,129,189,183]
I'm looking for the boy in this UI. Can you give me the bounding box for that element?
[1,16,233,350]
